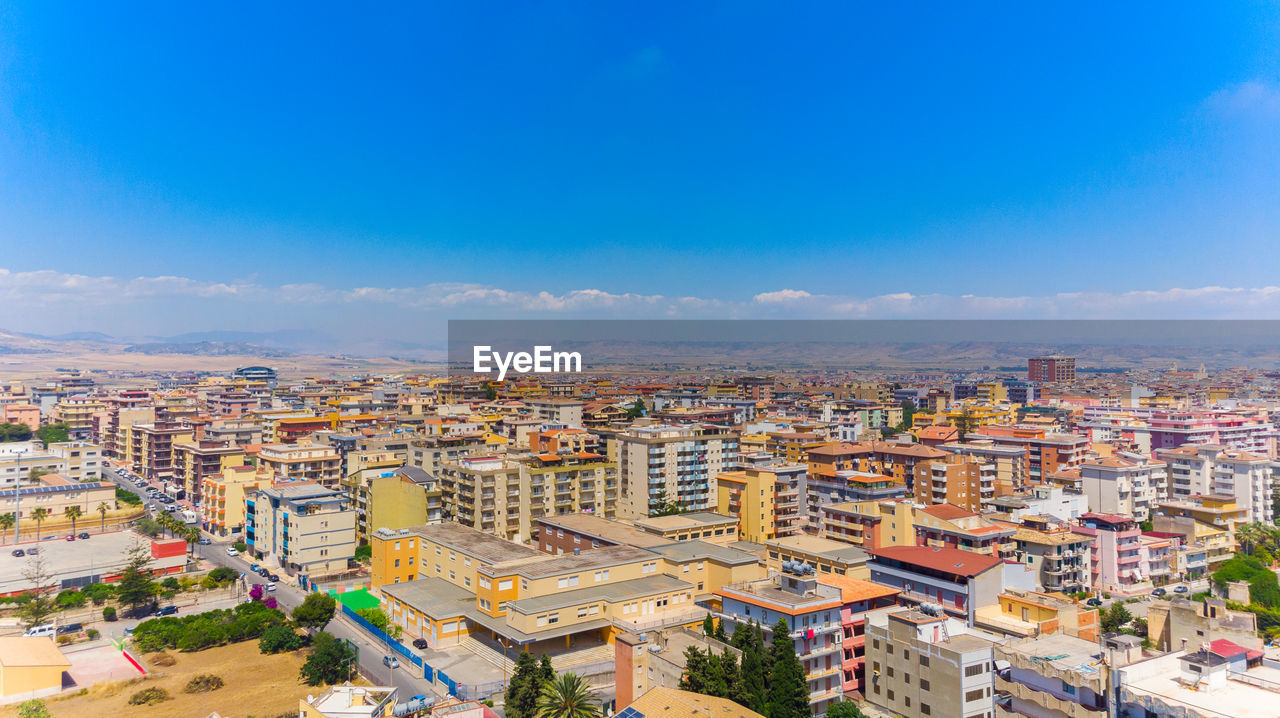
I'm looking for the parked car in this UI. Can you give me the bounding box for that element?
[1152,587,1168,597]
[257,567,270,577]
[26,546,38,555]
[24,624,55,638]
[78,532,90,540]
[265,582,277,592]
[56,622,82,635]
[226,547,238,556]
[156,605,179,617]
[249,563,261,572]
[65,535,75,541]
[10,549,23,557]
[382,655,400,669]
[268,573,280,582]
[412,638,428,650]
[1086,597,1103,606]
[198,537,212,545]
[1175,584,1190,593]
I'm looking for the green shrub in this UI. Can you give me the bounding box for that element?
[131,604,288,653]
[127,687,170,706]
[102,606,117,622]
[86,628,100,640]
[259,624,304,654]
[55,590,87,608]
[233,541,248,553]
[161,577,181,590]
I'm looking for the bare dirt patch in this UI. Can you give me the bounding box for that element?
[0,641,320,718]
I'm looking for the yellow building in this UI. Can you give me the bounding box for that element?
[357,467,443,544]
[253,442,342,488]
[631,512,739,546]
[762,535,870,578]
[371,522,762,652]
[716,469,778,543]
[200,464,264,537]
[0,637,70,701]
[944,403,1015,430]
[299,685,397,718]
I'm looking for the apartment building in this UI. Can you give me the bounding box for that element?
[715,463,804,542]
[372,523,744,653]
[246,482,356,575]
[43,441,104,482]
[437,452,616,543]
[92,392,153,458]
[1079,454,1167,521]
[613,423,738,518]
[801,470,907,529]
[253,442,342,488]
[123,421,193,481]
[1158,443,1274,523]
[1147,410,1274,455]
[985,483,1088,522]
[814,574,900,698]
[357,467,443,543]
[867,545,1004,623]
[913,454,996,512]
[1113,643,1279,718]
[995,633,1108,718]
[975,589,1099,641]
[535,514,674,555]
[1147,597,1260,653]
[1028,355,1076,383]
[865,606,1000,718]
[200,464,263,537]
[525,398,584,427]
[1073,513,1147,594]
[49,395,103,439]
[614,627,741,708]
[173,439,246,504]
[938,440,1030,495]
[912,504,1016,559]
[1152,512,1234,569]
[1007,516,1093,594]
[631,512,739,545]
[818,500,916,551]
[970,425,1088,484]
[764,535,871,578]
[714,565,848,713]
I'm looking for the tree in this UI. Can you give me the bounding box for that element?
[717,648,740,704]
[292,592,337,631]
[484,383,499,401]
[97,502,110,531]
[0,513,12,544]
[18,556,57,629]
[354,607,391,631]
[30,508,49,541]
[35,423,70,446]
[703,613,716,638]
[64,506,83,535]
[116,539,158,617]
[733,620,768,715]
[625,398,645,419]
[299,631,356,686]
[506,651,552,718]
[354,544,372,562]
[826,701,869,718]
[1102,602,1133,633]
[679,645,711,693]
[649,487,685,517]
[0,422,32,442]
[536,672,600,718]
[766,618,809,718]
[259,623,304,653]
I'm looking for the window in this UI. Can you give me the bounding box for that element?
[436,546,441,555]
[557,575,580,589]
[964,663,987,677]
[921,704,931,716]
[394,558,400,568]
[499,579,513,591]
[449,570,456,580]
[964,689,984,702]
[465,557,471,567]
[479,576,492,589]
[919,655,929,667]
[920,679,930,691]
[394,541,400,550]
[594,570,610,582]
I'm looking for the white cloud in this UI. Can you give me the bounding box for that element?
[1,268,1279,332]
[1204,80,1280,119]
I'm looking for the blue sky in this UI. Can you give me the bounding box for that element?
[2,2,1280,344]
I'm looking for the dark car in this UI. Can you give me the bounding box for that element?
[10,549,23,557]
[156,605,179,617]
[26,546,38,555]
[268,573,280,582]
[1152,587,1167,597]
[412,638,429,650]
[56,622,83,635]
[257,567,270,577]
[1086,597,1103,606]
[78,532,90,540]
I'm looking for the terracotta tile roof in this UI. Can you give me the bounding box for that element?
[918,503,976,521]
[869,545,1002,577]
[816,574,900,604]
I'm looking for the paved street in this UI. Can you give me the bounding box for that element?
[107,462,444,701]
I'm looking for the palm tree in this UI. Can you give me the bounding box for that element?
[64,506,83,535]
[184,528,199,556]
[31,508,50,541]
[97,502,109,532]
[536,673,600,718]
[0,514,12,544]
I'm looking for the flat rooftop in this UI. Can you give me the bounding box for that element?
[398,523,542,565]
[1000,633,1105,676]
[487,544,659,578]
[0,531,185,594]
[765,535,870,564]
[1123,659,1280,718]
[633,512,739,532]
[647,540,760,566]
[537,514,674,549]
[507,574,693,615]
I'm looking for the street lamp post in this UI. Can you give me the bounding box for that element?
[498,636,512,690]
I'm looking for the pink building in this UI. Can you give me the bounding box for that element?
[1074,513,1147,595]
[815,574,900,699]
[1148,411,1274,457]
[0,404,40,432]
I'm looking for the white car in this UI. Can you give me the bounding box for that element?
[265,582,277,591]
[226,547,238,556]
